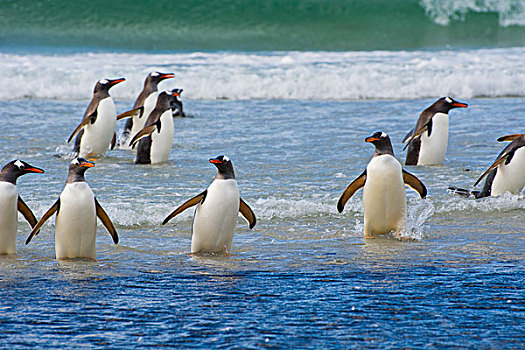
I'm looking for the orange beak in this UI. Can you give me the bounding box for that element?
[453,102,468,108]
[161,73,175,79]
[365,137,379,143]
[26,167,44,174]
[209,159,222,164]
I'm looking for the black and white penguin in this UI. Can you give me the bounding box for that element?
[128,90,178,164]
[403,97,468,166]
[338,132,427,237]
[162,155,256,254]
[449,134,525,198]
[117,72,175,149]
[170,88,185,117]
[26,158,118,260]
[68,78,125,158]
[0,160,44,254]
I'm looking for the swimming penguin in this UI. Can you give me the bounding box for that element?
[448,134,525,198]
[128,90,178,164]
[26,158,118,260]
[162,155,256,255]
[337,132,427,237]
[403,97,468,166]
[117,72,175,149]
[170,88,185,117]
[68,78,125,158]
[0,160,44,254]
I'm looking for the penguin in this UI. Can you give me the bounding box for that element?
[162,155,256,255]
[170,88,185,117]
[0,160,44,254]
[338,132,427,237]
[128,90,178,164]
[448,134,525,198]
[403,97,468,166]
[117,72,175,149]
[26,158,118,260]
[68,78,125,158]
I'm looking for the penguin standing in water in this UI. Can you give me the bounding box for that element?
[128,90,179,164]
[338,132,427,237]
[0,160,44,254]
[170,88,185,117]
[403,97,468,166]
[449,134,525,198]
[117,72,175,149]
[68,78,125,158]
[163,155,256,255]
[26,158,118,260]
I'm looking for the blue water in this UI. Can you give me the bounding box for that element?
[0,98,524,348]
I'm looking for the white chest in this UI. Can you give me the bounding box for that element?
[150,110,175,164]
[0,182,19,254]
[55,182,97,259]
[192,179,240,254]
[80,97,117,157]
[492,146,525,195]
[419,113,449,165]
[363,155,407,236]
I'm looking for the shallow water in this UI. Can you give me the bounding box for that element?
[0,98,524,348]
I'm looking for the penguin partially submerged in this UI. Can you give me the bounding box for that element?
[26,158,118,260]
[163,155,256,255]
[338,132,427,237]
[0,160,44,254]
[403,97,468,166]
[449,134,525,198]
[68,78,125,158]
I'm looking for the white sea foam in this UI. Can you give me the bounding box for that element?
[1,48,524,101]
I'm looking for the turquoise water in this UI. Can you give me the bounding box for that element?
[1,0,525,51]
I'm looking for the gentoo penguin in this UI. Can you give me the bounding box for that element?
[448,134,525,198]
[68,78,125,158]
[26,158,118,260]
[162,155,256,255]
[403,97,468,166]
[128,90,178,164]
[338,132,427,237]
[0,160,44,254]
[117,72,175,148]
[170,88,185,117]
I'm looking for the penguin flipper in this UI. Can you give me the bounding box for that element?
[116,106,144,121]
[26,199,60,245]
[402,169,427,198]
[68,112,97,143]
[474,156,507,187]
[239,198,256,229]
[402,128,415,143]
[110,132,117,150]
[162,190,207,225]
[130,125,156,148]
[17,196,38,229]
[337,170,366,213]
[95,198,118,244]
[497,134,523,142]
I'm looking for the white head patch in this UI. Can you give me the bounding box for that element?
[381,132,387,138]
[445,97,452,103]
[14,160,24,169]
[151,72,160,77]
[98,79,109,85]
[71,158,80,166]
[223,156,230,162]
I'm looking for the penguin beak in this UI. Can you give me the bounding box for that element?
[209,158,223,164]
[365,136,379,143]
[109,78,125,86]
[25,167,44,174]
[160,73,175,80]
[452,101,468,108]
[81,161,95,168]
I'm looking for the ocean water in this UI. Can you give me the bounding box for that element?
[1,0,525,348]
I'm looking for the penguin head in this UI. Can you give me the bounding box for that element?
[155,90,180,111]
[436,97,468,113]
[94,78,126,94]
[209,155,235,179]
[67,158,95,183]
[170,88,183,97]
[365,132,394,156]
[146,72,175,87]
[0,160,44,184]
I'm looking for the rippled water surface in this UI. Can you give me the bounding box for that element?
[0,98,523,348]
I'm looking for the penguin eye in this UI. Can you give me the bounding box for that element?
[14,160,24,169]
